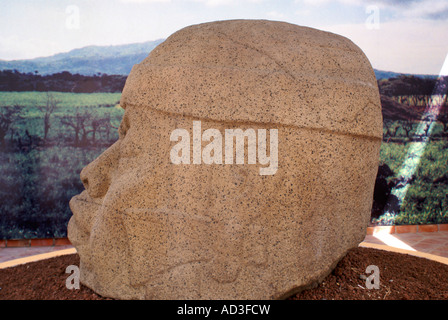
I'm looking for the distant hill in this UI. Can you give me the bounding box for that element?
[0,70,127,93]
[380,95,422,121]
[0,39,164,76]
[0,39,440,80]
[374,69,438,81]
[1,40,446,124]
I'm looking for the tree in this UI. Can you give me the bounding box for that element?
[371,164,400,219]
[438,106,448,136]
[383,120,399,139]
[102,112,120,142]
[61,111,90,147]
[89,115,110,145]
[60,110,110,147]
[37,92,60,143]
[401,120,414,138]
[0,106,22,149]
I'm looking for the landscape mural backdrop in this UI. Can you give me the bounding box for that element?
[0,40,447,239]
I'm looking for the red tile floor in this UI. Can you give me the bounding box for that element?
[363,230,448,258]
[0,245,74,263]
[1,231,448,264]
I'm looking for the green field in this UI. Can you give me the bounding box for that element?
[0,92,447,238]
[0,146,102,238]
[0,91,122,108]
[374,118,448,225]
[376,139,448,225]
[0,92,124,145]
[0,92,124,239]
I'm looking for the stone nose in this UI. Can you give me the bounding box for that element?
[80,141,120,199]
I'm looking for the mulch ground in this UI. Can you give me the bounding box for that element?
[0,247,447,300]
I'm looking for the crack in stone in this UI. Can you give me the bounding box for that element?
[217,30,300,85]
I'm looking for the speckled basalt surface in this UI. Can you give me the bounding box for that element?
[67,19,383,300]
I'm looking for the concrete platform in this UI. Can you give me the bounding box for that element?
[1,231,448,269]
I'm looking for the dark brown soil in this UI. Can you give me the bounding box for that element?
[0,247,447,300]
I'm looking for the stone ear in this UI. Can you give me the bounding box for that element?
[122,208,213,286]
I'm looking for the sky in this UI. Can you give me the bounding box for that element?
[0,0,448,75]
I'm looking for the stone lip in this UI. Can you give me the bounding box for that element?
[121,19,382,139]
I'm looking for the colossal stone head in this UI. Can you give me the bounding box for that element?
[67,19,382,300]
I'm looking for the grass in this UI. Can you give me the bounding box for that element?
[0,146,106,239]
[0,92,124,239]
[0,91,122,108]
[0,94,447,237]
[375,138,448,225]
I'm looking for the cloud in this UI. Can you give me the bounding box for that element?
[0,35,61,60]
[300,0,331,5]
[401,0,448,20]
[322,19,448,75]
[119,0,171,3]
[298,0,448,20]
[195,0,235,6]
[185,0,263,6]
[119,0,264,6]
[266,11,286,19]
[299,0,419,7]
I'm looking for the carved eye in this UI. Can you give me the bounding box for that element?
[118,123,141,159]
[118,114,130,139]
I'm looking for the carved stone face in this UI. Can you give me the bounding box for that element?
[68,107,287,299]
[67,19,382,300]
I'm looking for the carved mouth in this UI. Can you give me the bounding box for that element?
[69,190,103,235]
